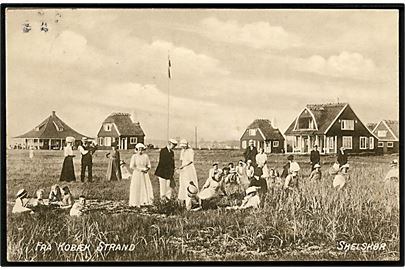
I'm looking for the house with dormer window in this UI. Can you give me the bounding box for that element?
[97,113,145,150]
[284,103,378,154]
[240,119,285,153]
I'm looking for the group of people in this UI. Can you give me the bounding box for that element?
[12,184,86,217]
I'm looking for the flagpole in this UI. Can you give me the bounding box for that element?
[167,53,171,140]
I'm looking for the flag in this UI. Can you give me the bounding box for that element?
[168,57,171,79]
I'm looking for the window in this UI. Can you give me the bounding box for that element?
[98,137,103,146]
[249,129,256,136]
[378,142,384,147]
[241,140,247,149]
[104,137,111,146]
[369,137,374,150]
[273,140,279,147]
[387,142,394,148]
[298,117,315,129]
[341,120,354,130]
[360,137,368,149]
[342,136,352,149]
[377,130,387,137]
[130,137,137,144]
[104,123,112,131]
[328,137,334,149]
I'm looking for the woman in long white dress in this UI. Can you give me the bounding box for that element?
[129,143,154,207]
[178,139,199,201]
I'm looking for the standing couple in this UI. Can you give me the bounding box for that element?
[155,138,198,202]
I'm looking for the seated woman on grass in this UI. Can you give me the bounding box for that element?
[226,186,261,210]
[49,184,62,203]
[59,186,74,209]
[185,182,202,211]
[12,189,34,214]
[198,171,227,209]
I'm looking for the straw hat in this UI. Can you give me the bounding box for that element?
[187,182,198,195]
[66,136,75,143]
[136,143,146,150]
[81,137,88,142]
[340,163,350,170]
[246,186,259,195]
[169,138,178,145]
[16,189,28,198]
[314,164,321,169]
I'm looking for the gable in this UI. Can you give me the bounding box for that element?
[97,122,120,137]
[372,121,398,141]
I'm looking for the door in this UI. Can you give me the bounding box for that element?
[303,137,308,153]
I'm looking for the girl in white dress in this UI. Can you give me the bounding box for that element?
[129,143,154,207]
[256,148,269,180]
[177,139,199,201]
[236,160,249,188]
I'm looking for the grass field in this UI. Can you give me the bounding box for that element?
[6,149,400,262]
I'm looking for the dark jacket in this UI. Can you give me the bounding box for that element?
[155,147,175,180]
[244,146,258,164]
[337,150,348,167]
[310,150,320,165]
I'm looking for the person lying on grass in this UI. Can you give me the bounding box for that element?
[185,182,202,211]
[70,195,87,216]
[59,186,74,209]
[226,186,261,210]
[12,189,34,214]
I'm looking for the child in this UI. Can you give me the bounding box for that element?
[227,186,261,210]
[333,164,349,190]
[59,186,74,209]
[249,166,268,195]
[12,189,34,214]
[309,164,322,181]
[208,162,221,179]
[70,195,87,216]
[246,160,255,178]
[236,160,249,188]
[32,189,46,207]
[267,168,282,189]
[49,184,62,203]
[185,182,202,211]
[284,170,299,192]
[120,161,132,180]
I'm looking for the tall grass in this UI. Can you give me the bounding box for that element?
[6,149,400,261]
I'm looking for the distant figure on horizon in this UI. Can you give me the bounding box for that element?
[177,139,199,202]
[155,139,177,200]
[60,137,76,182]
[310,145,320,171]
[105,143,122,181]
[244,140,258,166]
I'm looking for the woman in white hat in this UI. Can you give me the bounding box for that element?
[129,143,154,207]
[333,164,349,190]
[59,137,76,182]
[177,139,199,202]
[309,163,322,181]
[12,189,33,214]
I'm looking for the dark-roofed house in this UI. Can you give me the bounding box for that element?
[284,103,378,154]
[97,113,145,150]
[240,119,285,153]
[15,111,88,150]
[370,120,399,153]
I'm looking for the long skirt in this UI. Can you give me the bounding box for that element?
[106,159,122,181]
[129,171,154,207]
[178,164,198,201]
[60,156,76,182]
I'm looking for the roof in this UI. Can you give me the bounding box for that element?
[285,103,347,135]
[384,120,399,139]
[15,111,89,139]
[367,123,378,131]
[97,113,145,137]
[244,119,284,140]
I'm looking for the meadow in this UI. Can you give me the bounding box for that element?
[6,149,400,262]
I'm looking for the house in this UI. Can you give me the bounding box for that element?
[284,103,378,154]
[240,119,285,153]
[15,111,89,150]
[97,113,145,150]
[370,120,399,153]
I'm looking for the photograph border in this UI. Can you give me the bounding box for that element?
[0,2,403,266]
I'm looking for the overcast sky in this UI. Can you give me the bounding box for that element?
[6,8,399,142]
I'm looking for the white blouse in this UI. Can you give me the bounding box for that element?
[64,145,73,157]
[180,148,194,166]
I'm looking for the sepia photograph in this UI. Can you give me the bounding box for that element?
[2,4,403,264]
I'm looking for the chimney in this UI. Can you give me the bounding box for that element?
[52,111,56,116]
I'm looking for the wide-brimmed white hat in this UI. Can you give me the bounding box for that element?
[16,189,28,198]
[314,164,321,169]
[187,182,198,195]
[136,143,146,150]
[246,186,259,195]
[169,138,178,145]
[290,162,300,172]
[179,139,188,146]
[340,163,350,170]
[81,137,88,142]
[66,136,75,143]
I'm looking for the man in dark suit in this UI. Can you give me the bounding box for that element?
[310,145,321,171]
[155,139,178,200]
[78,137,97,182]
[244,140,258,166]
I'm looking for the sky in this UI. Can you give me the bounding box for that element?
[6,8,399,143]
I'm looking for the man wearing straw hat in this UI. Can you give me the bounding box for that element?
[155,138,178,200]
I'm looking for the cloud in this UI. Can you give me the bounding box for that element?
[290,51,376,79]
[200,17,301,50]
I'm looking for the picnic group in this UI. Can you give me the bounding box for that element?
[12,137,399,216]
